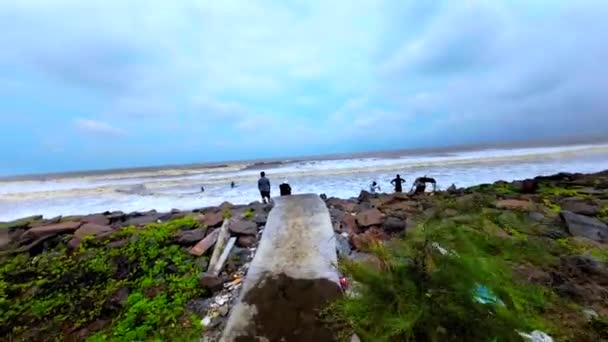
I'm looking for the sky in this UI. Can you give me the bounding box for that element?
[1,0,608,176]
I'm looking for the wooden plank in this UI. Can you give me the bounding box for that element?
[210,237,237,277]
[208,219,231,271]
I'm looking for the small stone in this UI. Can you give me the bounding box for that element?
[201,316,212,327]
[217,305,229,317]
[236,235,257,248]
[583,308,599,322]
[200,273,224,292]
[67,237,82,251]
[335,233,351,257]
[108,239,128,248]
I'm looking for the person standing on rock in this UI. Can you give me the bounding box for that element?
[258,172,271,204]
[369,181,381,194]
[279,180,292,196]
[391,174,406,193]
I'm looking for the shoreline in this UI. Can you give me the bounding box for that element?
[1,169,608,340]
[1,168,608,225]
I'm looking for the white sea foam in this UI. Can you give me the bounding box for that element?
[1,144,608,221]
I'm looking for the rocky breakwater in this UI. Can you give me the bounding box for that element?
[0,201,271,341]
[322,170,608,341]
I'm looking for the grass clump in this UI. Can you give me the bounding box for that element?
[0,217,206,341]
[327,214,564,341]
[244,208,255,220]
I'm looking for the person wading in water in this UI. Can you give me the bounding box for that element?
[391,174,406,193]
[258,171,271,204]
[279,180,292,196]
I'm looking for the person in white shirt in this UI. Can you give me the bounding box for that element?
[369,181,381,194]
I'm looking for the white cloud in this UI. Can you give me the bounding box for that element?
[74,118,125,136]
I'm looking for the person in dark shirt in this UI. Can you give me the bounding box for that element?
[279,180,292,196]
[230,181,235,188]
[391,174,406,192]
[258,171,271,203]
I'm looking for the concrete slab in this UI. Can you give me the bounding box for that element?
[221,194,340,342]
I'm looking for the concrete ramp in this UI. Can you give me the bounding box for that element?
[221,194,341,342]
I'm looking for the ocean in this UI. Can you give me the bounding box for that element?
[1,144,608,222]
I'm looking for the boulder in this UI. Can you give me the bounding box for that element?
[108,239,128,248]
[82,214,110,226]
[383,216,407,233]
[340,214,359,235]
[496,199,535,211]
[253,212,268,226]
[520,179,539,194]
[335,233,351,257]
[356,209,385,228]
[30,216,62,227]
[174,228,208,245]
[326,198,357,212]
[561,211,608,242]
[0,215,43,230]
[74,223,113,239]
[190,229,220,256]
[22,221,82,239]
[67,237,82,251]
[229,220,258,235]
[199,273,225,292]
[236,235,257,248]
[203,211,225,228]
[561,200,600,216]
[0,229,11,250]
[351,227,389,251]
[106,211,126,224]
[124,214,161,226]
[357,190,374,203]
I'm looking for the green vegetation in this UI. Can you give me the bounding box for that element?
[223,207,232,219]
[244,208,255,220]
[327,184,604,341]
[0,217,206,341]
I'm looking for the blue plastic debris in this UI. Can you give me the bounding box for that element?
[473,284,505,306]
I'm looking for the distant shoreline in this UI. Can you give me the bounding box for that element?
[3,135,607,181]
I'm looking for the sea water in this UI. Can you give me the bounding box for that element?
[1,144,608,221]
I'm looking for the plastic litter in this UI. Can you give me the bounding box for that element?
[518,330,553,342]
[473,284,504,306]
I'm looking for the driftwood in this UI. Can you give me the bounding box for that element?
[209,237,237,277]
[208,219,231,268]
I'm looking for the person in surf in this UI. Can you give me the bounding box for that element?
[279,180,292,196]
[391,174,406,192]
[369,181,381,194]
[258,171,271,204]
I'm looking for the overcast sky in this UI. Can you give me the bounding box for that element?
[1,0,607,175]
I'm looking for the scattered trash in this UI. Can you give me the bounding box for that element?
[583,308,599,321]
[473,284,504,306]
[432,242,449,255]
[201,315,212,327]
[341,232,349,238]
[432,242,459,257]
[339,276,348,290]
[518,330,553,342]
[350,333,361,342]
